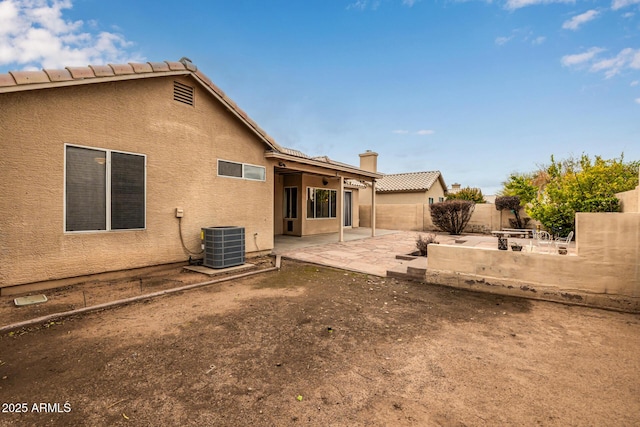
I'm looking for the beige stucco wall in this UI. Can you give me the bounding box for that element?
[617,188,639,213]
[359,201,536,233]
[426,212,640,311]
[0,76,274,291]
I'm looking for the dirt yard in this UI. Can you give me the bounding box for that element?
[1,260,639,426]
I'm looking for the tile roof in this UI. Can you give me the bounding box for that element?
[0,59,283,153]
[375,171,443,193]
[280,147,311,159]
[0,59,378,179]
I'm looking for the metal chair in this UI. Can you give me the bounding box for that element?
[554,231,574,251]
[534,230,553,254]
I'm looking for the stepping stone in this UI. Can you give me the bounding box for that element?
[14,294,48,306]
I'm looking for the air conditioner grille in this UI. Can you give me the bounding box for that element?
[202,226,245,269]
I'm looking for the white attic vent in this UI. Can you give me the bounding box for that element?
[173,81,194,106]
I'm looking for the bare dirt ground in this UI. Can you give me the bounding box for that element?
[1,260,639,426]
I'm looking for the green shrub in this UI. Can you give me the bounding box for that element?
[447,187,486,203]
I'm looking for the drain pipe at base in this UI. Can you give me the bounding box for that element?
[0,266,279,335]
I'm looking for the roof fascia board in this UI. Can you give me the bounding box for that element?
[266,151,382,180]
[0,70,191,94]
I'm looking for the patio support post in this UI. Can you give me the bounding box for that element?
[339,175,344,242]
[371,179,376,237]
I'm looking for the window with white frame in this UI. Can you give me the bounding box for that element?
[439,197,444,202]
[428,197,434,205]
[284,187,298,219]
[307,188,337,219]
[65,145,146,232]
[218,159,265,181]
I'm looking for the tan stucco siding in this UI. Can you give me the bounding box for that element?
[0,76,273,288]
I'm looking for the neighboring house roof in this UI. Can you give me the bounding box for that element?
[0,59,283,153]
[375,171,446,193]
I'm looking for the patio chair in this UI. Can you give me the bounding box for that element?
[534,230,553,254]
[554,231,574,250]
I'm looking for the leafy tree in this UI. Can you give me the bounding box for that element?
[505,154,639,235]
[500,173,538,204]
[430,200,475,235]
[446,187,486,203]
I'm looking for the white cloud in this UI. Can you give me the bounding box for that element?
[505,0,575,11]
[562,47,640,78]
[402,0,418,6]
[622,12,635,18]
[532,36,546,45]
[393,129,435,135]
[0,0,142,69]
[590,48,640,78]
[635,97,640,104]
[612,0,640,10]
[562,10,599,30]
[495,36,513,45]
[347,0,382,10]
[631,80,639,86]
[561,47,605,67]
[347,0,368,10]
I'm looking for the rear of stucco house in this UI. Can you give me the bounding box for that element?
[0,60,379,295]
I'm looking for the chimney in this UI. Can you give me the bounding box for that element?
[359,150,378,173]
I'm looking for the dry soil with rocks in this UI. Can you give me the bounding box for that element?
[1,260,639,426]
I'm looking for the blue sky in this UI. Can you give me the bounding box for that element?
[1,0,639,194]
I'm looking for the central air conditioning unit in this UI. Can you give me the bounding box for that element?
[202,226,245,269]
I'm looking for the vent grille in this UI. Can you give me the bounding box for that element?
[173,81,194,106]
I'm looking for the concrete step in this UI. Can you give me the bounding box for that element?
[386,257,427,281]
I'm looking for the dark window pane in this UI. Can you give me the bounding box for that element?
[219,160,242,177]
[111,152,145,230]
[244,164,265,180]
[330,190,337,218]
[290,187,297,218]
[285,187,298,218]
[307,187,314,218]
[65,146,106,231]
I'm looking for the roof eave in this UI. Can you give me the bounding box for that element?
[0,70,191,94]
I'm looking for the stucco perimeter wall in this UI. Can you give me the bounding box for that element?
[617,187,639,213]
[359,202,532,233]
[426,212,640,312]
[359,204,434,231]
[0,76,274,292]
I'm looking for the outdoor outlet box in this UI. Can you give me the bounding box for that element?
[175,208,184,218]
